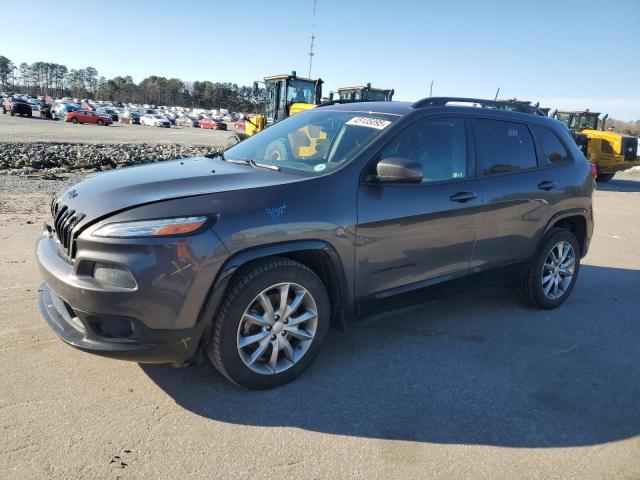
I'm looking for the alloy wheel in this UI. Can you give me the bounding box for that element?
[237,282,318,375]
[541,241,576,300]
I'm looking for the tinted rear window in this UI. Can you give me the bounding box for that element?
[533,126,570,165]
[475,119,537,175]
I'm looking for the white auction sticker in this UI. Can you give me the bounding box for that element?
[345,117,391,130]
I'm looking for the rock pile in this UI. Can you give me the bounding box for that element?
[0,142,229,174]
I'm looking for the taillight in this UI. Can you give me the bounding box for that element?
[589,163,597,180]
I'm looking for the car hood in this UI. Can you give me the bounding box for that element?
[53,157,301,224]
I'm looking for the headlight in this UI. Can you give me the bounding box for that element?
[93,216,208,238]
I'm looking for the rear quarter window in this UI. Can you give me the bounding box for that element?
[532,126,570,165]
[475,118,537,175]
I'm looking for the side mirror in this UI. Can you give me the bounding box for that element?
[375,157,423,183]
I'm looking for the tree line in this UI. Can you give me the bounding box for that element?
[0,55,263,112]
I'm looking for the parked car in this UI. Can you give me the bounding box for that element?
[175,116,199,128]
[2,97,32,117]
[140,114,171,127]
[233,120,246,130]
[53,103,80,120]
[36,97,594,389]
[39,102,53,119]
[199,118,227,130]
[119,110,142,124]
[65,110,112,126]
[95,108,119,122]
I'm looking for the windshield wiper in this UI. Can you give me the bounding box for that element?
[205,149,226,161]
[250,160,280,171]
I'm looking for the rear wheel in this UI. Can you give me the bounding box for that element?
[596,173,615,182]
[2,106,6,114]
[27,111,32,118]
[97,119,104,126]
[207,258,330,389]
[520,228,580,309]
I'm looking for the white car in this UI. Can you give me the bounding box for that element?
[140,114,171,128]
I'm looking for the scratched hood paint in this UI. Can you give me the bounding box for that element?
[54,157,300,223]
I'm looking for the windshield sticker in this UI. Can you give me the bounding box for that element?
[314,164,327,172]
[346,117,391,130]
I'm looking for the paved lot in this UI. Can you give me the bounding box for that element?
[0,110,237,145]
[0,175,639,479]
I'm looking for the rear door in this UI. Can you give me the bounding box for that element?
[471,117,564,270]
[355,115,481,299]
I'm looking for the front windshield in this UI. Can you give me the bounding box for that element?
[574,114,599,130]
[224,109,398,175]
[287,80,315,104]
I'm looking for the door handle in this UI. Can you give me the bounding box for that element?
[449,191,477,203]
[537,181,558,191]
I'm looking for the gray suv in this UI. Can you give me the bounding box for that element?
[37,97,594,389]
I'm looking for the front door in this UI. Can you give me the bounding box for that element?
[355,115,481,299]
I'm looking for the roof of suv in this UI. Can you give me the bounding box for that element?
[319,97,548,119]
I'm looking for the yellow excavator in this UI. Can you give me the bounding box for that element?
[245,71,323,136]
[329,83,394,102]
[553,110,639,181]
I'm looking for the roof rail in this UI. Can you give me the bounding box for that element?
[411,97,546,116]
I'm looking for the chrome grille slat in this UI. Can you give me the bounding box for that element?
[51,202,84,259]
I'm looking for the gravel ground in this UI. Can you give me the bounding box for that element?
[0,173,639,479]
[0,109,238,145]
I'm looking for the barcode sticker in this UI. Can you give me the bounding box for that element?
[346,117,391,130]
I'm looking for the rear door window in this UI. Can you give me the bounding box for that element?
[474,119,537,175]
[532,126,570,165]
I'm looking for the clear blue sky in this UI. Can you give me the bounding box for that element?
[3,0,639,119]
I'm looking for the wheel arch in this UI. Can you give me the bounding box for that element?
[541,209,590,257]
[197,241,352,356]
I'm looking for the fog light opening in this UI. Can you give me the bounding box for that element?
[93,263,136,289]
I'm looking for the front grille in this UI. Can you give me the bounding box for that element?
[51,200,85,258]
[621,136,638,160]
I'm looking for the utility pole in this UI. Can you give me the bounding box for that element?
[308,0,317,78]
[429,80,433,97]
[494,87,500,101]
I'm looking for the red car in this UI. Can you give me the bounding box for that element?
[199,119,227,130]
[233,120,246,130]
[65,110,112,126]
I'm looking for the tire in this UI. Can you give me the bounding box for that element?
[71,117,78,124]
[207,257,330,389]
[519,228,580,309]
[264,138,289,162]
[596,173,615,182]
[27,111,32,118]
[97,119,104,126]
[2,106,5,114]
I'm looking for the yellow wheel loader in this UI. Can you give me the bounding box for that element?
[553,110,640,182]
[245,71,323,137]
[329,83,394,102]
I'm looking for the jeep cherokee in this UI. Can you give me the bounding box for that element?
[36,97,595,389]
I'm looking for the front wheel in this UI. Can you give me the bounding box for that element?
[520,228,580,309]
[71,117,78,124]
[207,258,330,389]
[97,119,104,126]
